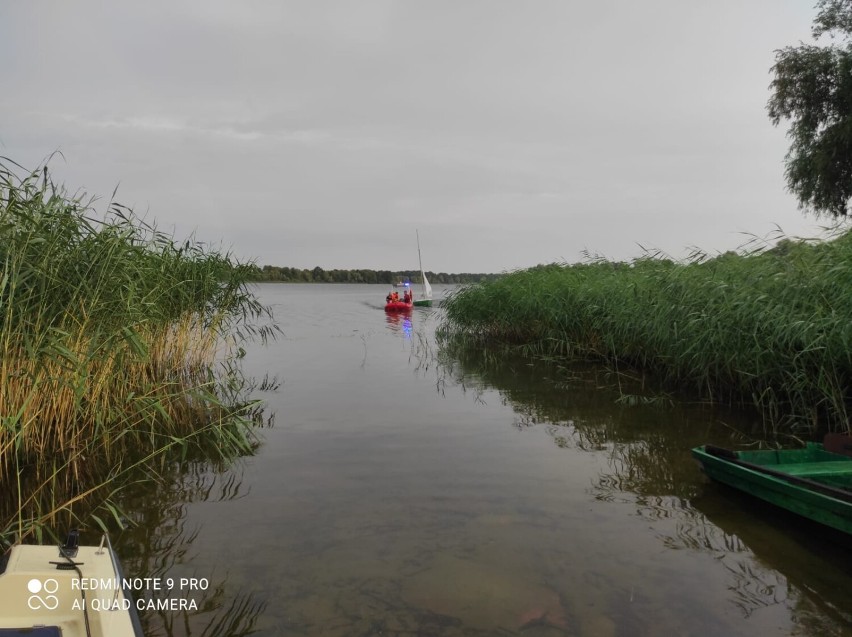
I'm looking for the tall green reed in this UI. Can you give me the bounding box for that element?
[439,229,852,433]
[0,157,276,546]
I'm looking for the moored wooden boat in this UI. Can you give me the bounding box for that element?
[691,434,852,535]
[0,532,144,637]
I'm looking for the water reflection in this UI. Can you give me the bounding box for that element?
[435,343,741,489]
[690,488,852,631]
[435,340,852,635]
[114,461,267,637]
[384,310,413,339]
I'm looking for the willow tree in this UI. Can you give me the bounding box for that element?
[768,0,852,217]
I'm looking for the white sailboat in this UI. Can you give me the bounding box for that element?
[413,230,433,307]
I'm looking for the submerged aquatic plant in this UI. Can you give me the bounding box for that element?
[0,157,277,545]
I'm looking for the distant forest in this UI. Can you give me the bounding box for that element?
[247,265,500,284]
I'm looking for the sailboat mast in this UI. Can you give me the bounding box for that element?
[415,229,433,304]
[417,229,423,275]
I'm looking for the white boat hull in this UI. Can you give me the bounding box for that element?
[0,542,143,637]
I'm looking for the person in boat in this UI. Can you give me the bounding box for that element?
[403,289,412,303]
[392,291,400,302]
[386,292,393,304]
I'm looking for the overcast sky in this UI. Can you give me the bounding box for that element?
[0,1,841,273]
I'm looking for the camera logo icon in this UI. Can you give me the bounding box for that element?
[27,578,59,610]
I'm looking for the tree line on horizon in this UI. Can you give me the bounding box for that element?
[247,264,501,284]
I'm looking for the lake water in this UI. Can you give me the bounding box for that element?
[117,283,852,637]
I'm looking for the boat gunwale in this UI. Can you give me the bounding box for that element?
[692,444,852,535]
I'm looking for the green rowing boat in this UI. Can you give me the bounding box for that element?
[691,434,852,535]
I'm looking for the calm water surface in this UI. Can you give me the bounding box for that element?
[117,284,852,637]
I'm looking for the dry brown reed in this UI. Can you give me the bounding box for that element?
[0,157,275,546]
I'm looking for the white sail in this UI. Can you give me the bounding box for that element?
[422,269,432,300]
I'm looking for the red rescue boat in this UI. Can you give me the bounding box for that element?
[385,300,413,312]
[385,286,414,311]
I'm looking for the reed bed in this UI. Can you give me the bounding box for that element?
[0,158,275,544]
[439,230,852,433]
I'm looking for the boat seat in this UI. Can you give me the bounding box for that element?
[770,460,852,477]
